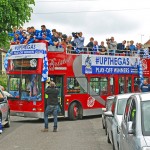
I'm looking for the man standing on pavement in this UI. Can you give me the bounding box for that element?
[141,79,150,92]
[41,81,59,132]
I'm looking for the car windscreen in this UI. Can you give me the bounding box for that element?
[106,98,114,111]
[117,98,128,115]
[141,100,150,136]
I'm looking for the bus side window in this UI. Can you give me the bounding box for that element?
[90,78,99,95]
[100,77,108,95]
[119,77,125,94]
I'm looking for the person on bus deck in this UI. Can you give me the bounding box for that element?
[99,41,107,55]
[41,82,59,132]
[117,40,126,54]
[141,79,150,92]
[11,33,22,45]
[52,32,60,47]
[129,40,136,55]
[73,32,85,52]
[40,25,52,39]
[106,37,117,55]
[86,37,94,53]
[20,31,27,44]
[92,41,99,54]
[37,33,54,46]
[30,26,40,39]
[24,33,35,45]
[8,26,20,37]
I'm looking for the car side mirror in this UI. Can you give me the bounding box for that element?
[127,121,134,134]
[104,111,114,117]
[102,108,106,112]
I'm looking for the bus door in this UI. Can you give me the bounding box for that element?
[49,75,64,115]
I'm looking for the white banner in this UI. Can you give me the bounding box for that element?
[8,43,47,59]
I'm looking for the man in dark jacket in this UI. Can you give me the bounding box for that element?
[41,82,59,132]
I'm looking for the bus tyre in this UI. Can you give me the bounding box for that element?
[69,102,81,120]
[5,111,10,128]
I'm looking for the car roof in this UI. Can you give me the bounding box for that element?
[134,92,150,102]
[116,93,139,99]
[106,95,115,100]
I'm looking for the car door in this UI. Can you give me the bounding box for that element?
[120,97,132,150]
[126,99,137,150]
[0,90,7,121]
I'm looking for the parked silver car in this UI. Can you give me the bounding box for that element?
[120,92,150,150]
[104,93,134,150]
[102,96,114,135]
[0,89,10,128]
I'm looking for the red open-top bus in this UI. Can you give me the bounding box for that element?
[5,41,150,120]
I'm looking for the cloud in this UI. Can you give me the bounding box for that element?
[24,0,150,44]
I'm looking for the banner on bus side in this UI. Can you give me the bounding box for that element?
[82,55,139,74]
[8,43,47,59]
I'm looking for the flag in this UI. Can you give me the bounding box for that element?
[138,60,144,86]
[4,49,11,70]
[41,51,48,82]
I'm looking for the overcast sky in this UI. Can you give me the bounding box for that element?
[24,0,150,45]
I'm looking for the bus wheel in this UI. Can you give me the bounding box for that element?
[69,102,80,120]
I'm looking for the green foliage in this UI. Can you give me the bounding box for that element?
[0,73,7,90]
[0,0,35,49]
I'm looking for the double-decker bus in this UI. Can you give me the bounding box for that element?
[5,41,150,120]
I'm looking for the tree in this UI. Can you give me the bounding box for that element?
[0,0,35,49]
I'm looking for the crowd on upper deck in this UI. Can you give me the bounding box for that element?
[8,25,150,57]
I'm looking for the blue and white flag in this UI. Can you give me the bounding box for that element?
[4,49,11,70]
[41,51,48,82]
[138,60,144,86]
[143,48,150,58]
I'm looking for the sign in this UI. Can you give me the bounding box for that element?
[82,55,139,74]
[8,43,46,59]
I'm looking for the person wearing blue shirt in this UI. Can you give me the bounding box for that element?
[20,31,27,44]
[24,34,35,44]
[74,32,85,49]
[40,25,52,39]
[11,33,22,44]
[141,79,150,92]
[30,26,40,39]
[8,27,20,37]
[129,40,136,55]
[38,33,54,46]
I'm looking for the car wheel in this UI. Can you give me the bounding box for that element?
[5,111,10,128]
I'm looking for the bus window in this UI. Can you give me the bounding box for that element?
[119,77,125,94]
[9,76,20,98]
[134,77,140,92]
[90,78,99,95]
[8,75,42,100]
[127,77,132,93]
[110,77,114,94]
[67,77,87,93]
[99,77,108,95]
